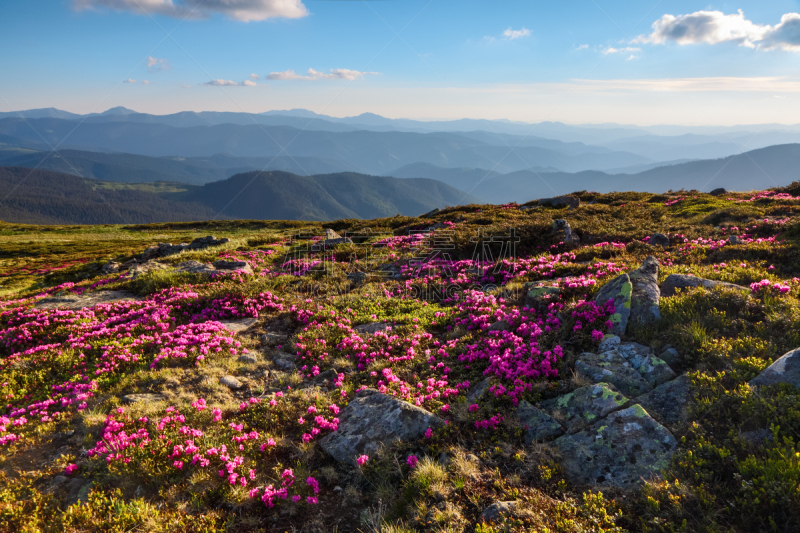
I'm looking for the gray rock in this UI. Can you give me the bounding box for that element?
[575,351,652,397]
[539,383,629,433]
[65,479,94,507]
[551,219,580,246]
[636,355,677,388]
[515,400,563,443]
[129,261,170,279]
[53,475,68,486]
[260,333,288,346]
[709,188,727,196]
[35,290,142,310]
[238,354,259,364]
[649,233,670,248]
[122,393,167,404]
[658,347,681,368]
[728,235,742,245]
[219,376,243,390]
[598,335,621,353]
[218,318,259,334]
[187,236,229,250]
[354,322,392,334]
[174,261,216,274]
[272,352,297,371]
[213,260,254,275]
[740,428,773,445]
[312,369,339,385]
[101,261,121,274]
[538,196,580,209]
[421,208,440,218]
[319,389,445,464]
[594,273,632,336]
[524,284,561,308]
[466,377,492,402]
[628,256,661,325]
[660,274,748,297]
[482,501,519,524]
[634,374,692,427]
[553,405,678,487]
[487,320,512,332]
[750,347,800,388]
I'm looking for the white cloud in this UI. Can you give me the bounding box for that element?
[575,44,589,50]
[250,73,260,80]
[634,10,800,52]
[72,0,308,22]
[123,78,136,83]
[142,80,150,85]
[503,27,531,40]
[626,54,638,61]
[203,79,256,86]
[266,68,378,81]
[147,56,170,72]
[602,46,641,55]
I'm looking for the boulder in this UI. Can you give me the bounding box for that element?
[213,260,254,275]
[594,273,632,336]
[65,479,94,507]
[551,219,580,246]
[709,188,727,196]
[130,261,169,279]
[219,376,243,390]
[174,261,216,275]
[553,404,678,487]
[466,377,492,402]
[524,284,561,308]
[481,501,519,524]
[575,351,652,397]
[598,335,621,353]
[658,347,681,368]
[538,196,580,209]
[421,208,440,218]
[319,388,445,464]
[101,261,121,274]
[35,290,142,310]
[260,333,289,346]
[628,256,662,325]
[660,274,748,297]
[354,322,392,334]
[515,400,563,443]
[634,374,693,427]
[539,383,628,433]
[321,228,353,247]
[649,233,670,248]
[487,320,512,332]
[238,354,259,364]
[218,318,259,334]
[272,352,297,371]
[750,347,800,388]
[728,235,742,245]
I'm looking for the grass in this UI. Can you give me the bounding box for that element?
[2,186,800,532]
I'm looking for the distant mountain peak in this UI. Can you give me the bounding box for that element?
[101,106,137,115]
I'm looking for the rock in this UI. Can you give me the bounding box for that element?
[174,261,216,274]
[539,383,629,433]
[538,196,580,209]
[487,320,512,332]
[421,208,440,218]
[122,393,167,404]
[219,376,243,390]
[35,290,142,310]
[467,377,492,402]
[750,347,800,388]
[636,355,677,388]
[65,479,94,507]
[660,274,749,297]
[213,260,254,275]
[649,233,670,248]
[658,347,681,368]
[354,322,392,334]
[347,271,367,284]
[594,273,632,336]
[628,256,661,325]
[129,261,170,279]
[740,428,773,445]
[272,352,297,371]
[319,388,445,464]
[101,261,121,274]
[187,236,229,250]
[481,501,519,524]
[139,246,161,262]
[260,333,288,346]
[524,284,561,308]
[321,228,353,247]
[551,219,580,246]
[515,400,563,443]
[238,354,259,364]
[598,335,621,353]
[728,235,742,245]
[218,318,259,334]
[312,369,339,385]
[554,404,678,487]
[439,452,451,466]
[575,351,652,397]
[709,188,727,196]
[634,375,692,427]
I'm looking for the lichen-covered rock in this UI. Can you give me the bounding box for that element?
[238,354,258,364]
[553,404,678,487]
[467,377,492,402]
[598,335,621,353]
[219,376,243,390]
[750,347,800,388]
[635,355,677,388]
[634,374,692,427]
[129,261,169,279]
[319,388,445,464]
[658,347,681,368]
[524,284,561,308]
[538,196,579,209]
[272,352,297,371]
[175,261,216,274]
[575,351,652,397]
[219,318,259,334]
[482,501,519,523]
[515,400,563,443]
[213,260,254,275]
[649,233,670,248]
[594,273,632,336]
[628,256,661,325]
[35,290,142,310]
[660,274,748,297]
[539,383,628,433]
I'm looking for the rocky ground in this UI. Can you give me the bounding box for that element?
[1,188,800,532]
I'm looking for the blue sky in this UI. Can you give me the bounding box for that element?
[1,0,799,125]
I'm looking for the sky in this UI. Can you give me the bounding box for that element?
[0,0,799,125]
